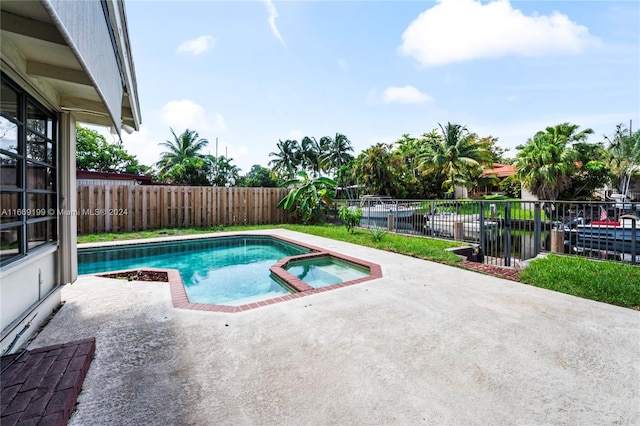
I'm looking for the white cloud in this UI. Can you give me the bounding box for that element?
[177,35,216,55]
[262,0,287,47]
[160,100,226,133]
[383,85,433,104]
[400,0,599,66]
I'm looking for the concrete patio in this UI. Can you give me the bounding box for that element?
[29,229,640,425]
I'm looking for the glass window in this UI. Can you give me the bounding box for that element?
[28,221,54,249]
[0,225,22,261]
[0,83,18,120]
[0,116,19,154]
[27,131,48,163]
[0,192,20,223]
[27,193,55,215]
[0,153,20,188]
[27,102,51,138]
[1,73,57,267]
[26,162,54,190]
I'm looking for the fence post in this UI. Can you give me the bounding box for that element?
[453,221,463,241]
[504,201,511,267]
[534,201,541,257]
[479,201,485,257]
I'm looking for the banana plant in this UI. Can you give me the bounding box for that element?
[277,170,336,224]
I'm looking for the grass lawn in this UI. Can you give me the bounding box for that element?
[520,254,640,310]
[77,223,639,309]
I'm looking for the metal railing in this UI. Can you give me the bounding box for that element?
[345,198,640,266]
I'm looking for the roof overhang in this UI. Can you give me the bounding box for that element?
[0,0,141,134]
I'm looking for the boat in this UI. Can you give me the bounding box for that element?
[423,213,499,241]
[574,214,640,255]
[350,195,419,220]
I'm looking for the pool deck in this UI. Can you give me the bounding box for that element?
[27,229,640,425]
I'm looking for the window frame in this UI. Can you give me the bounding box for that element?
[1,73,58,267]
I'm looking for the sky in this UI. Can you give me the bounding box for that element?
[99,0,640,174]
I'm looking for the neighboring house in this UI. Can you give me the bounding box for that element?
[0,1,141,354]
[76,170,154,186]
[474,163,516,197]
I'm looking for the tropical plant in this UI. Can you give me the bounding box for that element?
[606,124,640,195]
[369,226,387,242]
[277,171,337,224]
[241,164,278,187]
[352,143,405,197]
[160,157,211,185]
[515,123,593,200]
[498,175,521,198]
[269,139,300,180]
[207,155,241,187]
[418,123,491,199]
[76,124,150,174]
[338,205,362,234]
[156,128,208,181]
[319,133,354,175]
[298,136,322,176]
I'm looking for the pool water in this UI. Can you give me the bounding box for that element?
[78,236,311,306]
[286,257,370,288]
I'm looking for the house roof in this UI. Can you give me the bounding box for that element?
[76,170,154,185]
[481,163,516,178]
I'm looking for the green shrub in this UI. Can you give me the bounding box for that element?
[338,206,362,234]
[370,226,387,242]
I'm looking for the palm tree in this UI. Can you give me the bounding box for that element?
[418,123,491,199]
[156,128,208,177]
[299,136,321,176]
[319,133,354,176]
[606,124,640,195]
[514,123,593,200]
[352,143,405,197]
[269,139,300,180]
[207,155,241,186]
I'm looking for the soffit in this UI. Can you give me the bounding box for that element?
[0,1,135,129]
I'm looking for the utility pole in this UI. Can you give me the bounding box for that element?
[215,137,218,186]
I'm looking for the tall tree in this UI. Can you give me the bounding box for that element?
[269,139,300,180]
[352,143,405,197]
[207,155,241,187]
[319,133,355,197]
[75,124,149,174]
[606,124,640,195]
[515,122,592,200]
[299,136,321,176]
[156,128,208,180]
[241,164,278,187]
[418,123,491,199]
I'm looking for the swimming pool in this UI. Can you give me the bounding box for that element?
[78,234,382,310]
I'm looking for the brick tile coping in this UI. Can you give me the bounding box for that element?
[86,234,383,313]
[1,337,96,426]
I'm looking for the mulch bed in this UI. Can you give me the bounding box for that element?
[460,261,522,282]
[98,270,169,282]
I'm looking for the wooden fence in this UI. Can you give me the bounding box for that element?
[76,185,291,234]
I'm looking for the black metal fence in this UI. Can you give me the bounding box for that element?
[346,198,640,266]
